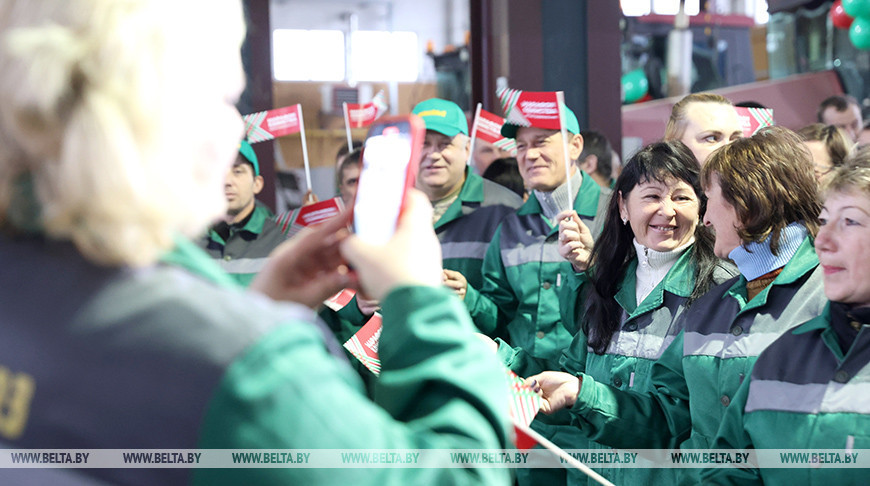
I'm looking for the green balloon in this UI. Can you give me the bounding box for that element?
[850,16,870,50]
[621,69,649,104]
[843,0,870,18]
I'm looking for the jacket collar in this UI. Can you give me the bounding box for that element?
[615,245,696,317]
[518,170,601,219]
[209,201,273,244]
[434,167,481,229]
[723,236,819,312]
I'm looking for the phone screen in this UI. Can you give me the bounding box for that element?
[353,122,415,245]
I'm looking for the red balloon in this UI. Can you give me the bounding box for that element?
[832,0,855,30]
[636,93,654,103]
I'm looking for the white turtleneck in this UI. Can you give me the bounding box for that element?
[633,237,694,306]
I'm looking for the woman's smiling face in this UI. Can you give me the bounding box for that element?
[619,176,700,251]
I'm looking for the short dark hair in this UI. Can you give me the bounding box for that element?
[482,157,525,198]
[336,141,363,163]
[336,148,362,189]
[817,95,860,123]
[578,130,613,181]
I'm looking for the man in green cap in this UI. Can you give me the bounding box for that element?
[329,98,523,336]
[445,102,609,349]
[442,99,610,486]
[411,98,523,291]
[326,99,525,337]
[197,140,287,286]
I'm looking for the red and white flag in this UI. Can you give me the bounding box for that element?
[473,108,517,155]
[244,103,313,193]
[243,104,303,143]
[275,197,344,238]
[497,87,562,131]
[323,288,357,312]
[735,107,774,137]
[505,369,543,428]
[343,314,383,376]
[504,368,543,449]
[344,90,388,129]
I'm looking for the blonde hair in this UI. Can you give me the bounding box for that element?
[664,93,733,141]
[821,144,870,200]
[797,123,854,169]
[0,0,246,267]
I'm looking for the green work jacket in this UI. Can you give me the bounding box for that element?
[0,234,511,486]
[436,168,523,290]
[703,302,870,485]
[464,171,609,361]
[199,202,286,287]
[567,237,826,485]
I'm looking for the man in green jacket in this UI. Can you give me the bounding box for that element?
[320,99,523,346]
[412,98,523,290]
[443,102,610,486]
[197,140,287,286]
[446,104,610,361]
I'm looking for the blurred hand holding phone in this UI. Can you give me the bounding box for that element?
[352,115,425,245]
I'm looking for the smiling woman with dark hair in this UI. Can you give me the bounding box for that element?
[577,140,735,484]
[506,140,735,486]
[580,141,726,355]
[529,126,829,485]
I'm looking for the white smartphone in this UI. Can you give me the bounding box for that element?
[352,115,425,245]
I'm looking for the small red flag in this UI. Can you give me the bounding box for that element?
[497,88,563,131]
[344,91,388,128]
[243,104,303,143]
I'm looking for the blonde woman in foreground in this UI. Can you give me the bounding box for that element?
[0,1,510,485]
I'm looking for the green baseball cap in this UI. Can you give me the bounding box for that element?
[501,104,580,139]
[412,98,468,137]
[238,139,260,176]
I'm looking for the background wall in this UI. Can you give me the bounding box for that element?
[267,0,464,208]
[271,0,470,79]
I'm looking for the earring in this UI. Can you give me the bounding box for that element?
[622,217,628,225]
